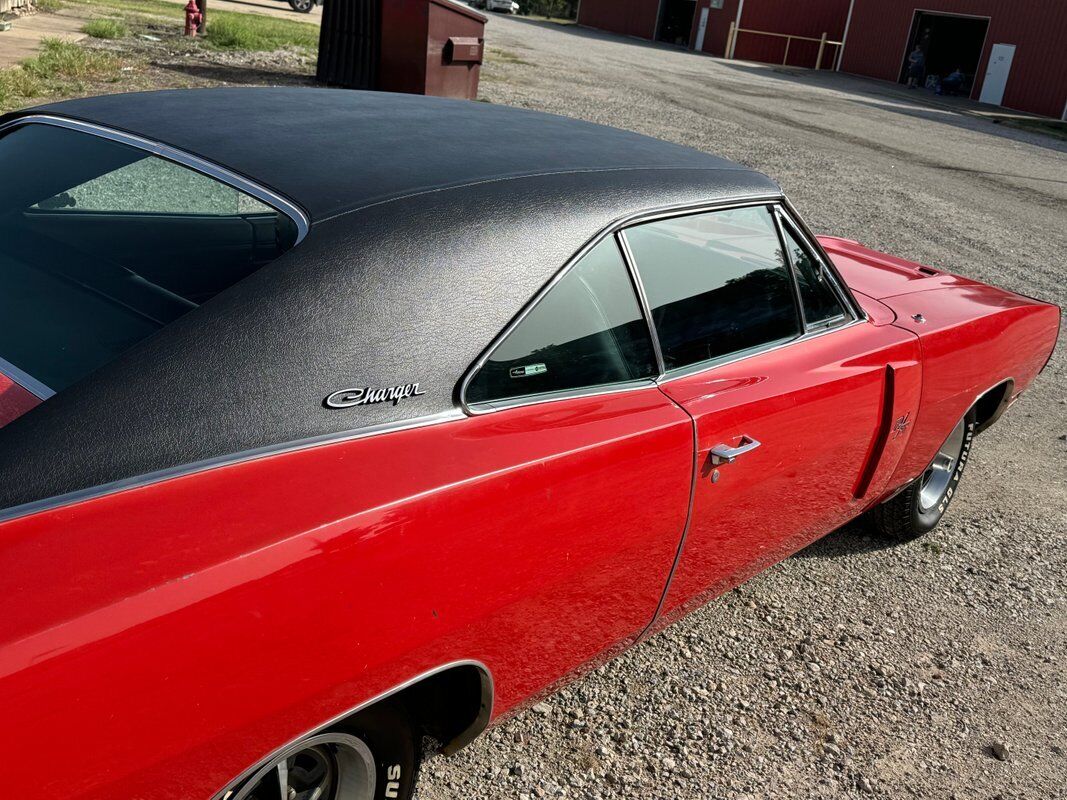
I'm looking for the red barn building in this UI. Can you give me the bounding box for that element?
[839,1,1067,119]
[577,0,1067,118]
[576,0,852,69]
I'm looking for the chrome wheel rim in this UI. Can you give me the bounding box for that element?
[918,416,966,512]
[231,733,376,800]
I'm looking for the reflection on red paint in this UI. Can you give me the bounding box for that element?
[0,374,39,430]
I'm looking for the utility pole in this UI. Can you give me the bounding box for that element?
[196,0,206,34]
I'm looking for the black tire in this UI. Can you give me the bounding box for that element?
[231,699,419,800]
[340,700,420,800]
[288,0,315,13]
[870,409,976,540]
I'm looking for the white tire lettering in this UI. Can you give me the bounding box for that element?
[386,764,402,798]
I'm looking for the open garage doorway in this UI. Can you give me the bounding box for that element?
[657,0,697,47]
[898,11,989,96]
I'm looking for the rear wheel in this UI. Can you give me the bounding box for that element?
[871,410,975,540]
[288,0,315,12]
[231,700,419,800]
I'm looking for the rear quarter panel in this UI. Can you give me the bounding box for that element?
[884,285,1059,488]
[0,388,691,800]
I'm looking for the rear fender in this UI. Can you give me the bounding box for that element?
[883,285,1059,488]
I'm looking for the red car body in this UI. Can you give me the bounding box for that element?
[1,238,1057,799]
[0,91,1058,800]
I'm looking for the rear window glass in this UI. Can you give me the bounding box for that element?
[0,123,299,395]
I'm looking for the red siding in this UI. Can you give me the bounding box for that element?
[841,0,1067,118]
[692,0,742,57]
[729,0,850,68]
[580,0,851,69]
[577,0,661,41]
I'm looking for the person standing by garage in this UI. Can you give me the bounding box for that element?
[906,45,926,89]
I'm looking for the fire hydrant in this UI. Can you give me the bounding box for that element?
[184,0,202,36]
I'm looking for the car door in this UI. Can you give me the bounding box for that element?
[457,234,696,701]
[622,203,922,623]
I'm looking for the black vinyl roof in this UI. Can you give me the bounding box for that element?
[0,88,782,516]
[15,88,772,222]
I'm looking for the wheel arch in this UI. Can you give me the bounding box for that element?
[973,378,1014,434]
[211,660,493,800]
[394,661,494,755]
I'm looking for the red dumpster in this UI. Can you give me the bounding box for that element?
[317,0,488,100]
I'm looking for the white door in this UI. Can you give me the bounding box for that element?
[979,43,1016,106]
[695,7,710,51]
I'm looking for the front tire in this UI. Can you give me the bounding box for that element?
[288,0,315,13]
[232,699,419,800]
[871,410,975,540]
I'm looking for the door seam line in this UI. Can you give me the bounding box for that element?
[637,385,699,642]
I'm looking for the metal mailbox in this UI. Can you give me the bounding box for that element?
[317,0,488,100]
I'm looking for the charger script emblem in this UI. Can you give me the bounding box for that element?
[325,383,426,408]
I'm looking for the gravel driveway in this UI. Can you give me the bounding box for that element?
[416,15,1067,800]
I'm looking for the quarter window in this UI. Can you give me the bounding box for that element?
[465,237,657,406]
[779,219,848,329]
[624,205,801,371]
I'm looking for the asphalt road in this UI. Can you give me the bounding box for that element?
[417,14,1067,800]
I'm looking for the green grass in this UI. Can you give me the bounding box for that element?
[35,0,66,10]
[203,12,318,51]
[64,0,192,16]
[488,47,532,66]
[0,38,121,113]
[83,18,128,39]
[67,0,318,52]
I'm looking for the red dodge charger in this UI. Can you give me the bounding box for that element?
[0,89,1058,800]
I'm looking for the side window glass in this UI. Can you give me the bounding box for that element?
[624,205,801,371]
[465,237,657,405]
[780,219,848,330]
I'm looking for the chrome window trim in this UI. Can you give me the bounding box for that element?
[771,204,810,331]
[466,378,658,414]
[0,115,311,243]
[0,409,464,525]
[657,317,866,384]
[211,659,494,800]
[457,193,785,416]
[773,205,856,333]
[778,197,866,322]
[616,230,666,375]
[0,356,54,401]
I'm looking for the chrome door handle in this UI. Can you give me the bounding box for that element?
[710,436,761,466]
